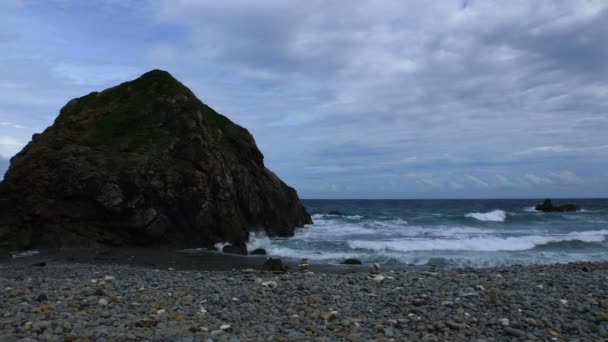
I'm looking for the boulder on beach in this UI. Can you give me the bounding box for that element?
[0,70,311,250]
[250,248,267,255]
[222,241,248,256]
[263,257,288,272]
[535,198,577,212]
[341,258,362,265]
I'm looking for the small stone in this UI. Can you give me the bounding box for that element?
[36,293,48,302]
[220,324,231,331]
[103,276,114,281]
[441,301,454,306]
[498,318,509,327]
[504,327,525,337]
[98,298,109,306]
[262,281,278,288]
[372,275,385,282]
[489,288,498,304]
[596,312,608,322]
[446,321,468,330]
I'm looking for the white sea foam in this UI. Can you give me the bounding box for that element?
[347,229,608,252]
[246,232,272,252]
[11,250,40,259]
[294,222,375,239]
[267,246,361,261]
[311,213,363,220]
[465,209,507,222]
[213,242,230,252]
[523,206,539,212]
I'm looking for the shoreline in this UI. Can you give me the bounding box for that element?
[1,250,608,340]
[1,247,376,274]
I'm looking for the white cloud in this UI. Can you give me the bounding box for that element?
[467,176,489,188]
[51,63,141,86]
[448,180,465,189]
[0,136,23,158]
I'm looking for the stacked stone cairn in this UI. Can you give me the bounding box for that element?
[368,263,384,281]
[298,258,310,273]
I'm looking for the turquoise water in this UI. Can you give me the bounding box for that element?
[250,199,608,267]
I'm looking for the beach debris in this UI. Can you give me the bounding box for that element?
[298,258,310,273]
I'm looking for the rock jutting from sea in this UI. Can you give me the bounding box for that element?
[0,70,311,250]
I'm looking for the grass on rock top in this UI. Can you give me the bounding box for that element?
[58,70,247,149]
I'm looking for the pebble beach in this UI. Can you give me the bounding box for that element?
[2,256,608,341]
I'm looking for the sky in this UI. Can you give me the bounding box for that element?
[1,0,607,199]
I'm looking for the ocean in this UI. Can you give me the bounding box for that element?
[247,199,608,268]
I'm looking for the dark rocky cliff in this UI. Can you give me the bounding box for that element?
[0,70,311,250]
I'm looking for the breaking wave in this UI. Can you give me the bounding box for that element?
[347,230,608,252]
[465,209,507,222]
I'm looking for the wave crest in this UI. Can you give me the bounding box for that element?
[465,209,507,222]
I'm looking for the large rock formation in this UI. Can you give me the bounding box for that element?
[0,70,311,250]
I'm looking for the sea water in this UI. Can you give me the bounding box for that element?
[248,199,608,268]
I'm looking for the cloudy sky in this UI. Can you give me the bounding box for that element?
[1,0,607,198]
